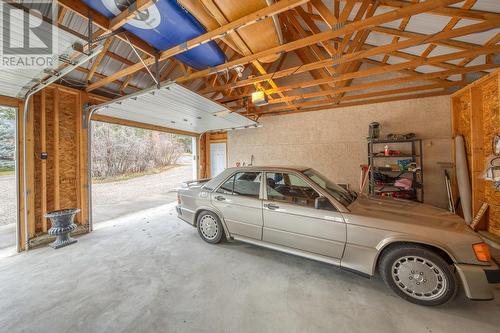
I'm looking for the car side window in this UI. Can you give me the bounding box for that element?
[266,172,320,208]
[266,172,337,211]
[216,175,235,195]
[217,172,261,199]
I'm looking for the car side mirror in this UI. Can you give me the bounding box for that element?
[315,196,329,209]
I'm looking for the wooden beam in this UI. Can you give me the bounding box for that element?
[57,6,67,24]
[370,25,480,51]
[310,0,338,29]
[201,20,499,94]
[159,60,179,81]
[377,0,500,21]
[381,0,417,64]
[173,0,466,85]
[199,0,289,101]
[58,0,156,56]
[87,37,113,82]
[91,114,198,137]
[258,45,500,95]
[73,66,142,92]
[86,0,310,92]
[256,91,450,116]
[458,33,500,67]
[40,90,47,233]
[217,57,470,103]
[0,95,20,107]
[109,0,156,31]
[419,0,477,58]
[309,0,500,21]
[53,89,60,210]
[259,81,465,113]
[245,64,497,105]
[27,97,35,238]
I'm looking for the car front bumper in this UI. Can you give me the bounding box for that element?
[455,259,500,300]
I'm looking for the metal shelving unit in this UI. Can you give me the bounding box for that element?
[367,138,424,202]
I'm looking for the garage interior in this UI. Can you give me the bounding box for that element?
[0,0,499,331]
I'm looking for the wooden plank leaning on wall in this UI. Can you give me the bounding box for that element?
[451,68,500,237]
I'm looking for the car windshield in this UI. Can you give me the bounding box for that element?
[303,169,357,206]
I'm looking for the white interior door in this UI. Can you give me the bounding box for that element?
[210,142,227,177]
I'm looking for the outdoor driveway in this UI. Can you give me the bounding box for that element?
[0,176,16,249]
[0,176,15,226]
[92,164,193,223]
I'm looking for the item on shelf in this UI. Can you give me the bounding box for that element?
[397,159,412,171]
[368,122,380,139]
[368,137,423,202]
[388,164,400,171]
[407,162,421,172]
[386,133,416,141]
[395,178,412,190]
[373,171,396,183]
[402,133,416,140]
[375,166,393,172]
[378,148,401,156]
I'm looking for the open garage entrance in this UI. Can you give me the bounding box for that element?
[0,106,17,252]
[90,120,196,223]
[86,82,255,230]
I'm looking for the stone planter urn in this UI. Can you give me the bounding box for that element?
[45,208,80,249]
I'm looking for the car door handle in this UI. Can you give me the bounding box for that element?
[214,195,226,201]
[265,203,280,210]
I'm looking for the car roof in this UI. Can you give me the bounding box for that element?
[225,165,310,173]
[203,166,312,190]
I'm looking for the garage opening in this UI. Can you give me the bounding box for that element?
[91,120,196,224]
[0,106,17,252]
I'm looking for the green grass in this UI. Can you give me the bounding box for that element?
[92,165,179,184]
[0,168,14,176]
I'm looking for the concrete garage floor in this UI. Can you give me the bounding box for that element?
[1,204,499,333]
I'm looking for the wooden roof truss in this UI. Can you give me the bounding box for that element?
[28,0,500,116]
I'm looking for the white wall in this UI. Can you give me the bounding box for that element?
[228,95,452,208]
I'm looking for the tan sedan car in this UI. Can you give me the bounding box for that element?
[176,166,499,306]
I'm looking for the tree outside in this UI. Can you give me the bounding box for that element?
[0,106,16,174]
[91,121,191,180]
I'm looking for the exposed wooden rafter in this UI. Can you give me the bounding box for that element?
[86,0,310,92]
[26,0,500,114]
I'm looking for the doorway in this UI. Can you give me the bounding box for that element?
[210,142,227,177]
[0,106,17,252]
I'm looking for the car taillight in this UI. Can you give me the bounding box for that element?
[472,243,491,262]
[177,193,181,205]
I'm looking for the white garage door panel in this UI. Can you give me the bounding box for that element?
[94,83,257,133]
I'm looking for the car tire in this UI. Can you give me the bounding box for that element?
[197,211,224,244]
[379,244,458,306]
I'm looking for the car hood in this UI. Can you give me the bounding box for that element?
[347,195,470,232]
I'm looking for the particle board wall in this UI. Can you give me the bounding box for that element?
[452,69,500,237]
[21,84,89,248]
[228,95,452,209]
